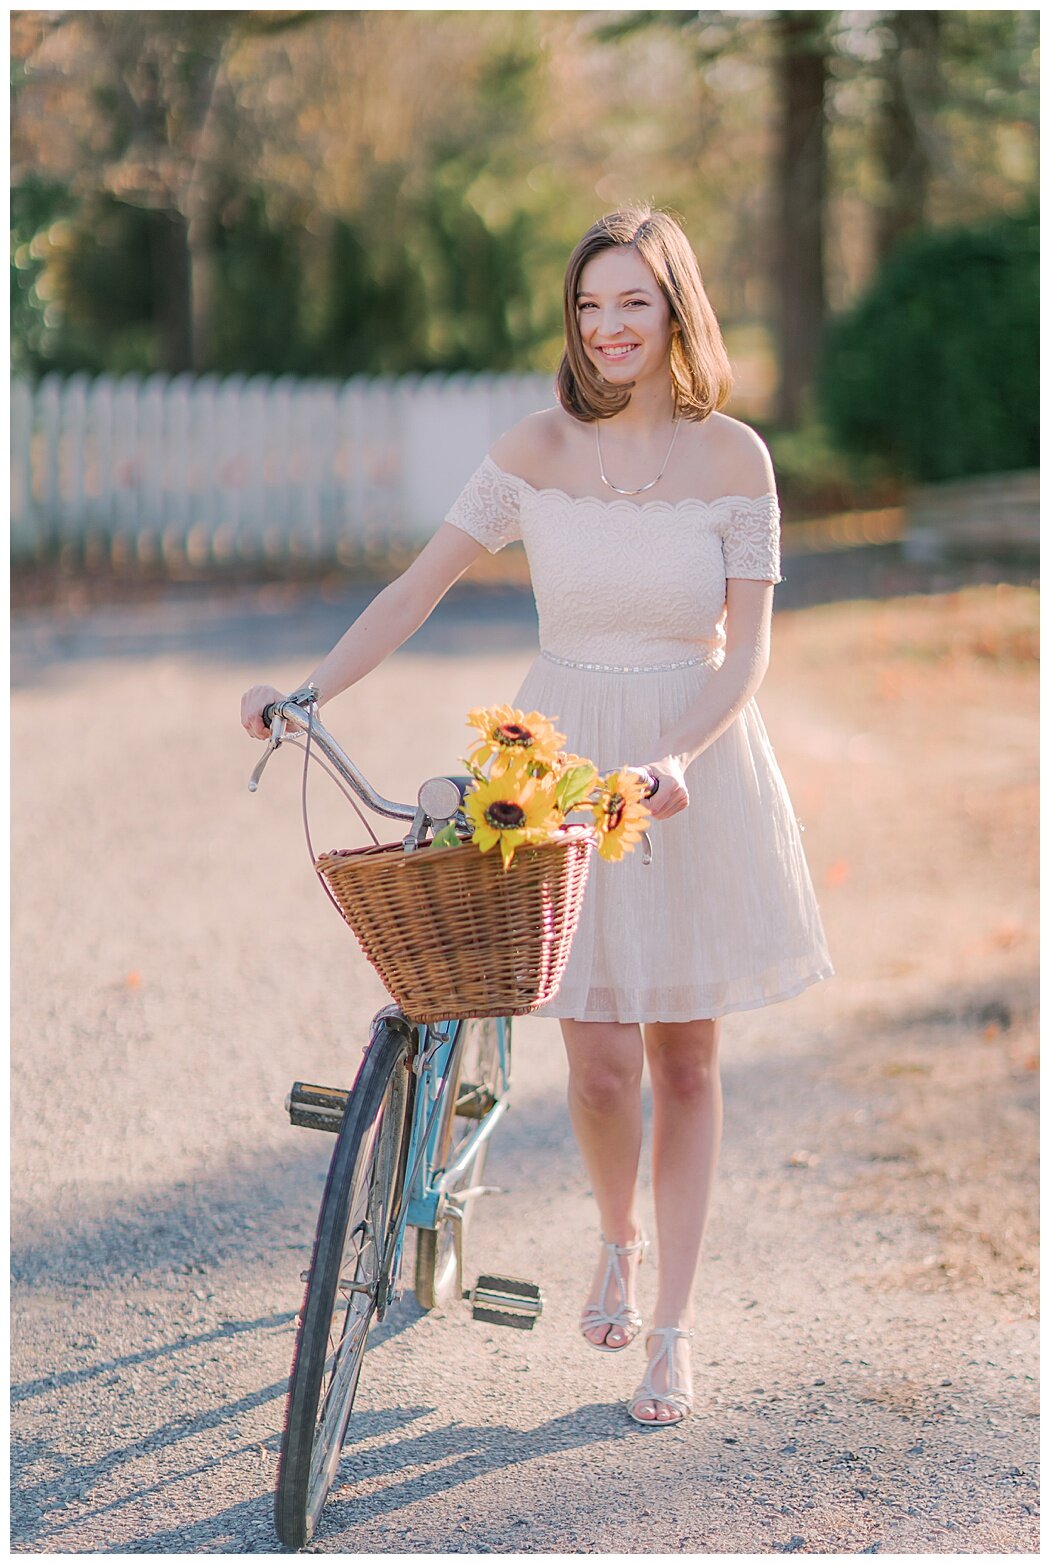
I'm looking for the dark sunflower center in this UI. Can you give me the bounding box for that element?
[496,723,532,747]
[486,800,527,830]
[605,793,626,832]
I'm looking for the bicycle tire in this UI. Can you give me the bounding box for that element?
[275,1019,413,1549]
[414,1016,508,1310]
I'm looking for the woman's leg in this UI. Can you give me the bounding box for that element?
[633,1016,723,1420]
[560,1018,645,1347]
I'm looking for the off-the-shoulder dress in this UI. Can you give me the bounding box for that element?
[445,454,834,1024]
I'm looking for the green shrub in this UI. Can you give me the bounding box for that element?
[817,209,1037,483]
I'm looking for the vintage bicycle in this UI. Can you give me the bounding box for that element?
[248,689,597,1549]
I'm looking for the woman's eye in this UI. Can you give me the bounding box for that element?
[577,300,648,311]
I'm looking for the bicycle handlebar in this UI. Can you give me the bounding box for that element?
[249,696,417,821]
[251,695,658,809]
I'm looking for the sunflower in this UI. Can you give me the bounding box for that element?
[591,769,652,862]
[466,705,566,777]
[464,762,562,870]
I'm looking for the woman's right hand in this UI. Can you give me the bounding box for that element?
[631,757,690,821]
[240,683,285,740]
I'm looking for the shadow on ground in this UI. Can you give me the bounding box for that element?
[12,963,1036,1302]
[10,967,1037,1553]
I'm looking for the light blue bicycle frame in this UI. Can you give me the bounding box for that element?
[248,698,514,1307]
[381,1012,512,1305]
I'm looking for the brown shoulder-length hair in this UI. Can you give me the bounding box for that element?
[556,206,733,422]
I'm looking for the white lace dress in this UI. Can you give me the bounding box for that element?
[444,454,834,1023]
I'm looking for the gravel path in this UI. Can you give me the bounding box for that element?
[12,560,1038,1554]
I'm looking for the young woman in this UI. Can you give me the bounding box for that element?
[242,206,833,1429]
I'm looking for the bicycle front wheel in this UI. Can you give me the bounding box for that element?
[414,1016,508,1310]
[275,1019,412,1549]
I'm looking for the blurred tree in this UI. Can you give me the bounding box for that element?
[873,11,943,262]
[10,7,1039,400]
[772,11,831,425]
[11,10,318,371]
[598,9,833,426]
[825,10,1037,297]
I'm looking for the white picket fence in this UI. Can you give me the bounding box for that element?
[10,371,554,563]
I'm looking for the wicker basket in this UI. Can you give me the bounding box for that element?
[315,825,596,1023]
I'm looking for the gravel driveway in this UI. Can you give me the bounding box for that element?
[11,556,1038,1553]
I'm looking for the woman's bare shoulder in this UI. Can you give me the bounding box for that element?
[489,407,578,487]
[685,411,776,498]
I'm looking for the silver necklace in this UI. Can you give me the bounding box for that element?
[595,416,682,496]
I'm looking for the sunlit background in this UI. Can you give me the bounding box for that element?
[10,15,1039,1550]
[10,9,1038,565]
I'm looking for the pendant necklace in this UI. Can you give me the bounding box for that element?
[595,415,682,496]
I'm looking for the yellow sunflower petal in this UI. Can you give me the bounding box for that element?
[466,704,566,771]
[465,767,561,863]
[592,768,651,861]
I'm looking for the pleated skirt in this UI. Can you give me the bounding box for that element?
[510,653,835,1024]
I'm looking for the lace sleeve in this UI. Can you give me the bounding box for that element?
[720,494,783,583]
[443,455,524,554]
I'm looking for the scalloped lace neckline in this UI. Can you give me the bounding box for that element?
[485,455,777,514]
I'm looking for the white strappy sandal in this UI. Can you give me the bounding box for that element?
[579,1232,649,1352]
[628,1326,695,1426]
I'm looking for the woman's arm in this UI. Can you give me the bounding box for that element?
[241,521,487,737]
[304,523,489,704]
[652,577,773,774]
[639,421,779,816]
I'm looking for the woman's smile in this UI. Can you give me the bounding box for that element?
[576,246,676,385]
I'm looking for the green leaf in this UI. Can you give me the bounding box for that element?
[554,762,598,814]
[430,822,463,850]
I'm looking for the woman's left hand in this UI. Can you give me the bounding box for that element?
[633,756,689,820]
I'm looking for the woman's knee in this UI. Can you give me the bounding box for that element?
[644,1020,720,1102]
[563,1022,643,1113]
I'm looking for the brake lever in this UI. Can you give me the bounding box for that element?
[248,713,287,793]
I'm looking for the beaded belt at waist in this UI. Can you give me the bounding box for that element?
[540,648,720,674]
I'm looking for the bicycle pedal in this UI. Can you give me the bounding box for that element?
[286,1081,350,1133]
[468,1273,544,1331]
[454,1081,497,1120]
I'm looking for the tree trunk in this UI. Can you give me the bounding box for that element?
[186,204,219,373]
[875,11,942,263]
[181,48,230,373]
[773,12,828,428]
[151,209,193,373]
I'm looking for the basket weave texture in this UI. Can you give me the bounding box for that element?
[315,825,596,1022]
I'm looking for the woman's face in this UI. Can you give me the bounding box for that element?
[575,246,675,388]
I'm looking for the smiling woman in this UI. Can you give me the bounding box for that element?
[558,208,733,425]
[239,202,833,1434]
